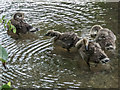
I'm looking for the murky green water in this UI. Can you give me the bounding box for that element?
[0,1,118,88]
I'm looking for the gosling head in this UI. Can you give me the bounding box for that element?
[90,25,103,38]
[89,43,110,64]
[45,30,62,37]
[76,38,110,65]
[95,28,116,51]
[13,12,24,20]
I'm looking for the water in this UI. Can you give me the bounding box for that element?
[0,1,118,88]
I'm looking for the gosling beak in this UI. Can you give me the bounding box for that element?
[45,33,49,36]
[22,13,24,18]
[101,58,110,64]
[91,34,97,38]
[105,45,115,51]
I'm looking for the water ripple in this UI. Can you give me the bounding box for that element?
[0,1,118,88]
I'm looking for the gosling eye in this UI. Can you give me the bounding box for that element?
[91,34,96,38]
[101,35,105,38]
[94,34,97,36]
[99,54,106,60]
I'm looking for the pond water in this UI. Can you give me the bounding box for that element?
[0,1,119,88]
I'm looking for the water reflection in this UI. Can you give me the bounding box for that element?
[0,1,118,88]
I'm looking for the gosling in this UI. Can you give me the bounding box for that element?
[75,38,110,68]
[45,30,81,51]
[90,25,116,50]
[7,12,38,35]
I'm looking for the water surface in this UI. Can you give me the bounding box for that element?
[0,1,118,88]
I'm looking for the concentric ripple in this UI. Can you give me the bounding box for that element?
[0,1,118,88]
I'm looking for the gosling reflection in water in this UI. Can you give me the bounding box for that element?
[90,25,116,51]
[75,38,110,69]
[45,30,81,52]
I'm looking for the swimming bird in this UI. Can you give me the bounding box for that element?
[75,38,110,68]
[90,25,116,50]
[7,12,38,35]
[45,30,81,51]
